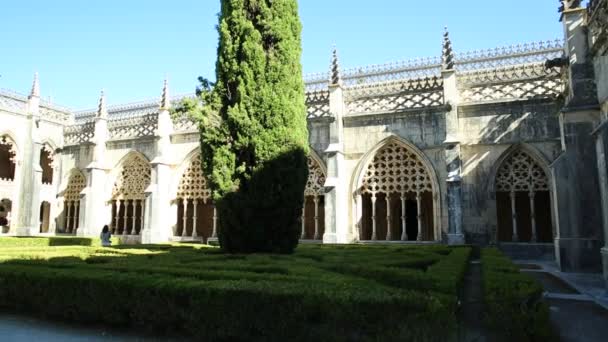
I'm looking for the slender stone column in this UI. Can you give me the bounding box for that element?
[400,194,408,241]
[72,202,79,233]
[182,198,188,237]
[385,195,392,241]
[510,191,518,242]
[301,197,306,239]
[131,201,136,235]
[192,199,198,238]
[313,195,320,240]
[114,200,121,234]
[122,200,128,236]
[529,190,537,243]
[371,193,377,241]
[66,202,72,233]
[139,200,144,235]
[416,193,423,242]
[212,207,218,238]
[354,193,362,241]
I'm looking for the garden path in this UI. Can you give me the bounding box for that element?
[517,261,608,342]
[0,312,175,342]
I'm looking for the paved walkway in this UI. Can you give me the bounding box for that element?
[515,260,608,342]
[0,313,172,342]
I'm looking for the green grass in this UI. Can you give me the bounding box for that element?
[481,248,555,341]
[0,238,471,341]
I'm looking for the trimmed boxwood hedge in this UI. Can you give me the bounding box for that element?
[481,248,554,341]
[0,237,100,247]
[0,242,471,341]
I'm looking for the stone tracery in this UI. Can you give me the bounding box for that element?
[175,153,216,241]
[357,141,435,242]
[110,154,151,235]
[495,149,552,243]
[301,155,326,240]
[63,170,86,234]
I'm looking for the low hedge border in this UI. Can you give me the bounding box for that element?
[0,243,471,341]
[481,248,554,341]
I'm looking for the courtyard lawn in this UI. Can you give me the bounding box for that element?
[0,237,470,341]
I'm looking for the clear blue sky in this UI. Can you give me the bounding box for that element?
[0,0,565,110]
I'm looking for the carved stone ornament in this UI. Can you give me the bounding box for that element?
[360,142,433,195]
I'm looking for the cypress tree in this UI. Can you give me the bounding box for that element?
[178,0,309,253]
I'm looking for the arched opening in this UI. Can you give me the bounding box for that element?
[0,198,12,234]
[175,153,216,242]
[356,141,436,242]
[110,154,151,236]
[301,155,326,240]
[63,171,86,234]
[0,136,17,181]
[40,146,54,185]
[495,149,553,243]
[39,201,51,233]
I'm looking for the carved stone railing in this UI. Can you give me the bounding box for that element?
[40,106,72,124]
[458,63,564,103]
[306,90,331,119]
[345,76,444,114]
[455,40,564,71]
[303,40,563,92]
[172,114,199,133]
[64,121,95,145]
[342,57,441,87]
[304,72,329,92]
[109,113,158,140]
[0,90,27,113]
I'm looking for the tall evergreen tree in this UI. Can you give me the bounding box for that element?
[176,0,309,253]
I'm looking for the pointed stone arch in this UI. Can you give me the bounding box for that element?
[352,136,441,242]
[39,143,56,185]
[174,151,216,242]
[0,134,18,182]
[62,169,86,234]
[109,152,151,236]
[492,145,554,243]
[301,150,327,240]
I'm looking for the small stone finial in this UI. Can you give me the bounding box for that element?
[442,27,455,71]
[97,89,108,119]
[29,72,40,98]
[160,77,170,110]
[330,47,341,86]
[559,0,582,12]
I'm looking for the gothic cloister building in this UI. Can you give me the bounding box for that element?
[1,2,607,285]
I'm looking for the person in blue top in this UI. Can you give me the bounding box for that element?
[100,225,112,247]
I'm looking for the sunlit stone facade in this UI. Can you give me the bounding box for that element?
[0,1,606,284]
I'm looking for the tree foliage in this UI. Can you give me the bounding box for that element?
[175,0,309,253]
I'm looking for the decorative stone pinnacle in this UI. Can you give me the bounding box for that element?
[442,27,455,71]
[97,89,108,119]
[559,0,582,12]
[330,47,341,86]
[30,72,40,98]
[160,77,170,110]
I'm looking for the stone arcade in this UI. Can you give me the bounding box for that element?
[0,2,607,285]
